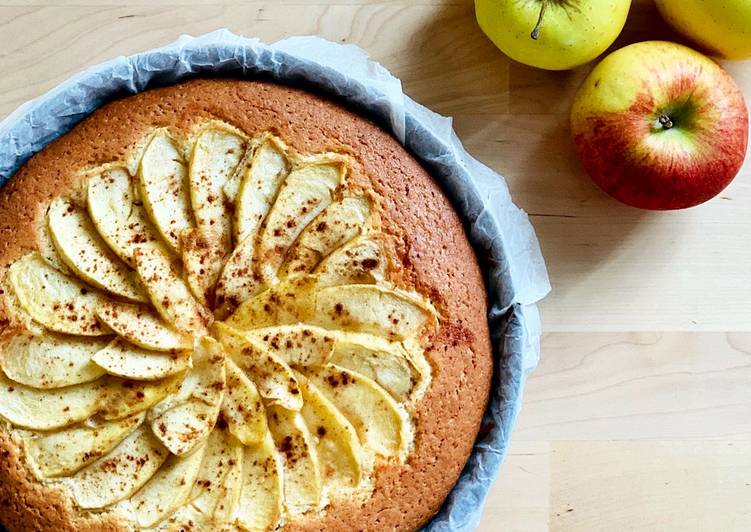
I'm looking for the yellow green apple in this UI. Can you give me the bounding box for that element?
[571,41,748,210]
[474,0,631,70]
[656,0,751,60]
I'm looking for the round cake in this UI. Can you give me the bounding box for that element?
[0,79,492,531]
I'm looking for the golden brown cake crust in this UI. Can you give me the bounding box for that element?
[0,79,492,532]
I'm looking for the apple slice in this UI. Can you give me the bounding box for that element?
[130,443,206,528]
[315,235,387,286]
[280,196,371,278]
[214,323,302,411]
[8,253,108,336]
[329,332,425,402]
[153,505,206,532]
[92,338,191,381]
[134,244,212,335]
[234,430,283,531]
[306,364,409,458]
[190,427,244,523]
[97,301,191,352]
[98,373,184,421]
[37,217,72,275]
[25,412,145,478]
[255,159,345,284]
[244,324,335,367]
[137,129,193,253]
[1,333,107,389]
[47,197,148,302]
[0,371,100,430]
[225,275,318,331]
[69,425,168,509]
[313,284,437,340]
[181,228,230,307]
[294,371,362,489]
[213,235,264,319]
[86,166,162,267]
[221,359,267,446]
[148,337,225,455]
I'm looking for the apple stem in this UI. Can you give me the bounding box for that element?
[658,114,674,129]
[531,1,549,40]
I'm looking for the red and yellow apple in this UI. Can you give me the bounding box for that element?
[571,41,749,210]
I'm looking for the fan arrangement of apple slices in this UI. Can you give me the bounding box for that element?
[0,121,438,531]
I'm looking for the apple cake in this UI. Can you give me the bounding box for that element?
[0,79,492,531]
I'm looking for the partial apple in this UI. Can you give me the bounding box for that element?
[571,41,749,210]
[656,0,751,60]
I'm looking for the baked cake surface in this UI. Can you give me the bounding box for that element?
[0,79,492,531]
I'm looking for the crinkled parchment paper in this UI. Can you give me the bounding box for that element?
[0,30,551,531]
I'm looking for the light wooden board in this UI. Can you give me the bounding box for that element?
[1,1,749,530]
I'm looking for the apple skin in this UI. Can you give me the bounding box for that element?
[571,41,749,210]
[475,0,631,71]
[656,0,751,60]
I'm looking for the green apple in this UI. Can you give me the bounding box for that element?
[475,0,631,70]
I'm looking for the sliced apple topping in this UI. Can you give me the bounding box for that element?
[221,359,267,446]
[267,405,322,516]
[215,323,302,411]
[234,430,283,531]
[148,337,225,455]
[25,412,145,478]
[295,371,362,489]
[86,166,161,267]
[97,301,192,352]
[98,373,184,421]
[256,159,346,283]
[214,235,264,319]
[0,333,107,389]
[130,443,206,528]
[281,196,371,278]
[137,129,193,253]
[307,364,409,458]
[8,253,107,336]
[134,245,212,335]
[245,324,335,367]
[47,197,148,302]
[315,235,388,286]
[69,425,168,509]
[225,275,318,330]
[92,338,191,381]
[190,427,244,523]
[313,284,437,340]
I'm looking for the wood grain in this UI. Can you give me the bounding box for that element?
[1,0,749,530]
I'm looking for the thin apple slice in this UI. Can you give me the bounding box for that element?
[190,427,244,523]
[92,338,191,381]
[148,337,225,455]
[294,371,362,489]
[214,235,264,319]
[153,505,207,532]
[69,425,168,509]
[225,275,318,331]
[181,228,230,307]
[97,301,191,352]
[47,197,148,302]
[280,196,371,278]
[234,430,283,531]
[315,235,387,286]
[221,359,267,446]
[25,412,145,478]
[214,323,302,411]
[313,284,437,340]
[0,371,100,430]
[134,245,212,335]
[98,373,184,421]
[329,332,425,402]
[1,333,107,389]
[37,217,72,275]
[137,129,193,253]
[306,364,409,458]
[256,159,345,283]
[244,324,335,367]
[8,253,108,336]
[86,166,162,267]
[131,443,206,528]
[267,404,322,516]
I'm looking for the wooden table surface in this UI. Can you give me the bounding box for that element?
[1,1,749,530]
